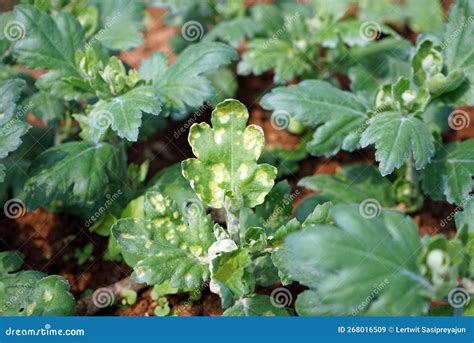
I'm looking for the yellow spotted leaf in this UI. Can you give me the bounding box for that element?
[182,99,277,208]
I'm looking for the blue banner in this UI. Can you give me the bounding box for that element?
[0,316,472,342]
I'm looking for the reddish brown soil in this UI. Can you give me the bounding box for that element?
[0,210,130,296]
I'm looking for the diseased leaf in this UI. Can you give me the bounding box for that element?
[273,205,430,315]
[113,191,214,289]
[24,142,127,218]
[360,112,435,176]
[299,164,395,206]
[88,86,161,142]
[0,251,75,316]
[422,139,474,204]
[182,99,277,209]
[261,80,369,156]
[223,295,291,316]
[148,163,198,208]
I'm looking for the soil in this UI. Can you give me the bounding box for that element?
[1,3,473,317]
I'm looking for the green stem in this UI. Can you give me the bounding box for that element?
[225,208,240,244]
[405,155,419,195]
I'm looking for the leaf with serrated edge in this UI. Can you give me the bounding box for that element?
[360,112,434,176]
[273,205,430,315]
[298,164,395,206]
[261,80,368,156]
[422,140,474,204]
[0,251,75,316]
[182,99,277,208]
[88,86,161,142]
[112,191,214,289]
[153,42,238,113]
[0,79,25,126]
[11,5,83,77]
[24,142,126,218]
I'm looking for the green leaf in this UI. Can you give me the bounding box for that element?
[204,17,258,47]
[0,251,75,316]
[261,80,369,156]
[238,39,311,84]
[0,251,24,274]
[240,180,293,234]
[405,0,444,32]
[210,247,254,307]
[223,295,291,316]
[112,191,214,289]
[0,121,30,160]
[148,163,197,208]
[455,197,474,233]
[88,86,161,142]
[90,0,145,50]
[273,205,430,315]
[0,78,25,126]
[360,112,435,176]
[149,42,238,113]
[251,255,279,287]
[138,52,168,84]
[182,99,277,209]
[11,5,83,78]
[28,92,64,124]
[422,140,474,204]
[299,164,395,206]
[24,142,127,218]
[443,0,474,104]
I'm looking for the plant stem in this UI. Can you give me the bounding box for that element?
[405,155,419,195]
[225,209,240,244]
